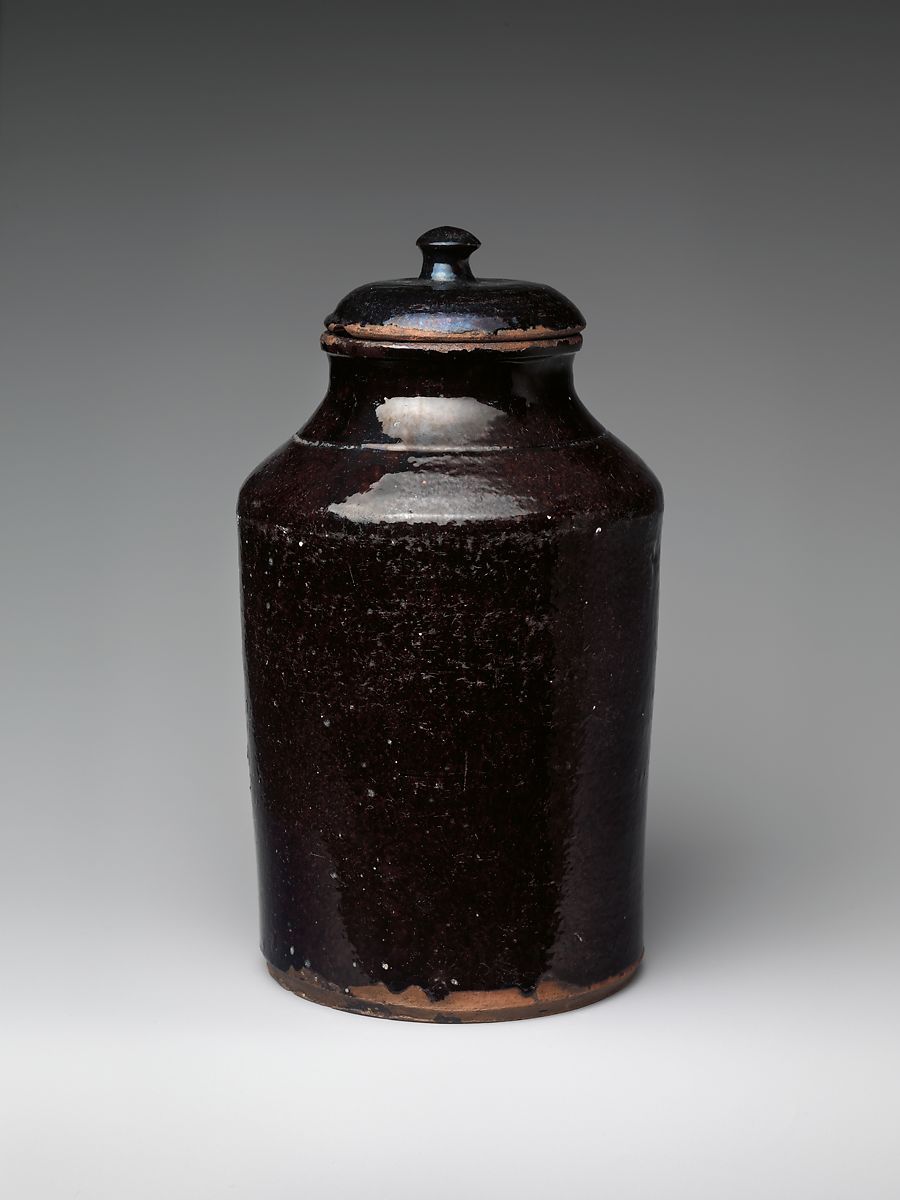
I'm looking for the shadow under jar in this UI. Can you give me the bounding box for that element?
[238,227,663,1022]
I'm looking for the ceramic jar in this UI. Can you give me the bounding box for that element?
[238,227,662,1021]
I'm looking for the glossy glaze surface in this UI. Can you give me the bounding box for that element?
[239,344,662,1020]
[323,225,585,353]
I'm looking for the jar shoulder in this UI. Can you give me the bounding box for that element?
[238,428,662,530]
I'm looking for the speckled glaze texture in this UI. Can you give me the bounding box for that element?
[238,232,662,1022]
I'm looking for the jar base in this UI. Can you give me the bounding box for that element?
[265,956,642,1023]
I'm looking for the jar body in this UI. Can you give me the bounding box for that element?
[238,351,662,1021]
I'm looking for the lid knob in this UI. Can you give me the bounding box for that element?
[416,226,481,282]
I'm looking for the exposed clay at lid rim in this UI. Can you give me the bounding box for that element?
[325,320,585,343]
[320,330,584,355]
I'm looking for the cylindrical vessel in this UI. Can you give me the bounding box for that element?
[238,228,662,1021]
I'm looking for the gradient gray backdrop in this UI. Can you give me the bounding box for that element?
[2,2,898,1196]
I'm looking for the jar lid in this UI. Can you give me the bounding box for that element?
[322,226,585,356]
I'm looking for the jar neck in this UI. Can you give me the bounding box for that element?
[298,351,602,452]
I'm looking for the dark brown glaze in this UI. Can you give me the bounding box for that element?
[238,229,662,1021]
[239,355,662,1019]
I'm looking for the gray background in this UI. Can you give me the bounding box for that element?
[2,2,898,1195]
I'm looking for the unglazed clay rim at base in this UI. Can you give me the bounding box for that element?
[266,956,643,1023]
